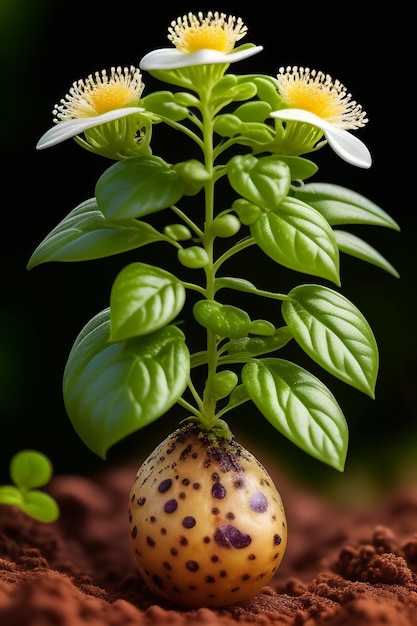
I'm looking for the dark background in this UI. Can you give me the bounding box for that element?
[1,1,415,501]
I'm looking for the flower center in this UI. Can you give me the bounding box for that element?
[168,11,247,54]
[182,27,228,53]
[283,81,344,120]
[276,66,368,129]
[53,66,144,123]
[89,84,135,114]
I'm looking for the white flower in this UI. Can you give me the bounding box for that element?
[140,11,262,70]
[36,66,145,150]
[270,66,371,168]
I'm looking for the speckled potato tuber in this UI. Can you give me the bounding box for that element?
[128,423,287,608]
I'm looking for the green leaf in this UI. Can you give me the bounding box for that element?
[234,122,275,146]
[213,114,242,137]
[0,485,59,522]
[243,74,283,109]
[277,156,318,181]
[142,91,189,121]
[234,100,272,122]
[18,490,60,523]
[27,198,169,268]
[10,450,53,490]
[0,479,59,523]
[242,358,348,471]
[334,230,400,277]
[224,326,293,358]
[172,159,210,196]
[193,300,251,339]
[226,383,251,410]
[211,74,238,98]
[63,309,190,458]
[281,285,379,396]
[293,183,400,229]
[215,277,266,295]
[95,156,184,220]
[227,154,291,210]
[250,197,340,284]
[110,262,186,341]
[248,319,276,336]
[0,485,23,506]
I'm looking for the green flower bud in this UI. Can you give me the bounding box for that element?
[164,224,192,241]
[173,159,210,196]
[211,214,241,238]
[174,92,200,107]
[213,114,242,137]
[178,246,209,268]
[209,370,239,399]
[249,319,276,336]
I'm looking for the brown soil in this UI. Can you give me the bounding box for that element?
[1,460,417,626]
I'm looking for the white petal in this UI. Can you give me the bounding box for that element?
[140,46,263,70]
[36,107,144,150]
[324,126,372,169]
[270,108,372,169]
[271,108,325,126]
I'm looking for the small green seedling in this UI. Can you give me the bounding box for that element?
[0,450,59,522]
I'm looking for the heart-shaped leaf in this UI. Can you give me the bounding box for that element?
[227,154,291,210]
[242,358,348,471]
[250,197,340,284]
[10,450,53,490]
[281,284,379,396]
[0,486,59,522]
[18,491,60,523]
[63,309,190,458]
[110,262,186,341]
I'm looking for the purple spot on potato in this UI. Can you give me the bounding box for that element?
[182,516,196,528]
[274,534,282,546]
[158,479,172,493]
[214,524,252,549]
[250,491,268,512]
[186,560,199,571]
[164,499,178,513]
[212,482,226,499]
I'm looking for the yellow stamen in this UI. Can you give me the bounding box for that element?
[168,11,247,54]
[53,66,144,122]
[276,66,367,129]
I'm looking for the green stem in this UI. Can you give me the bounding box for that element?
[213,237,257,273]
[171,205,204,239]
[181,281,206,296]
[198,91,220,428]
